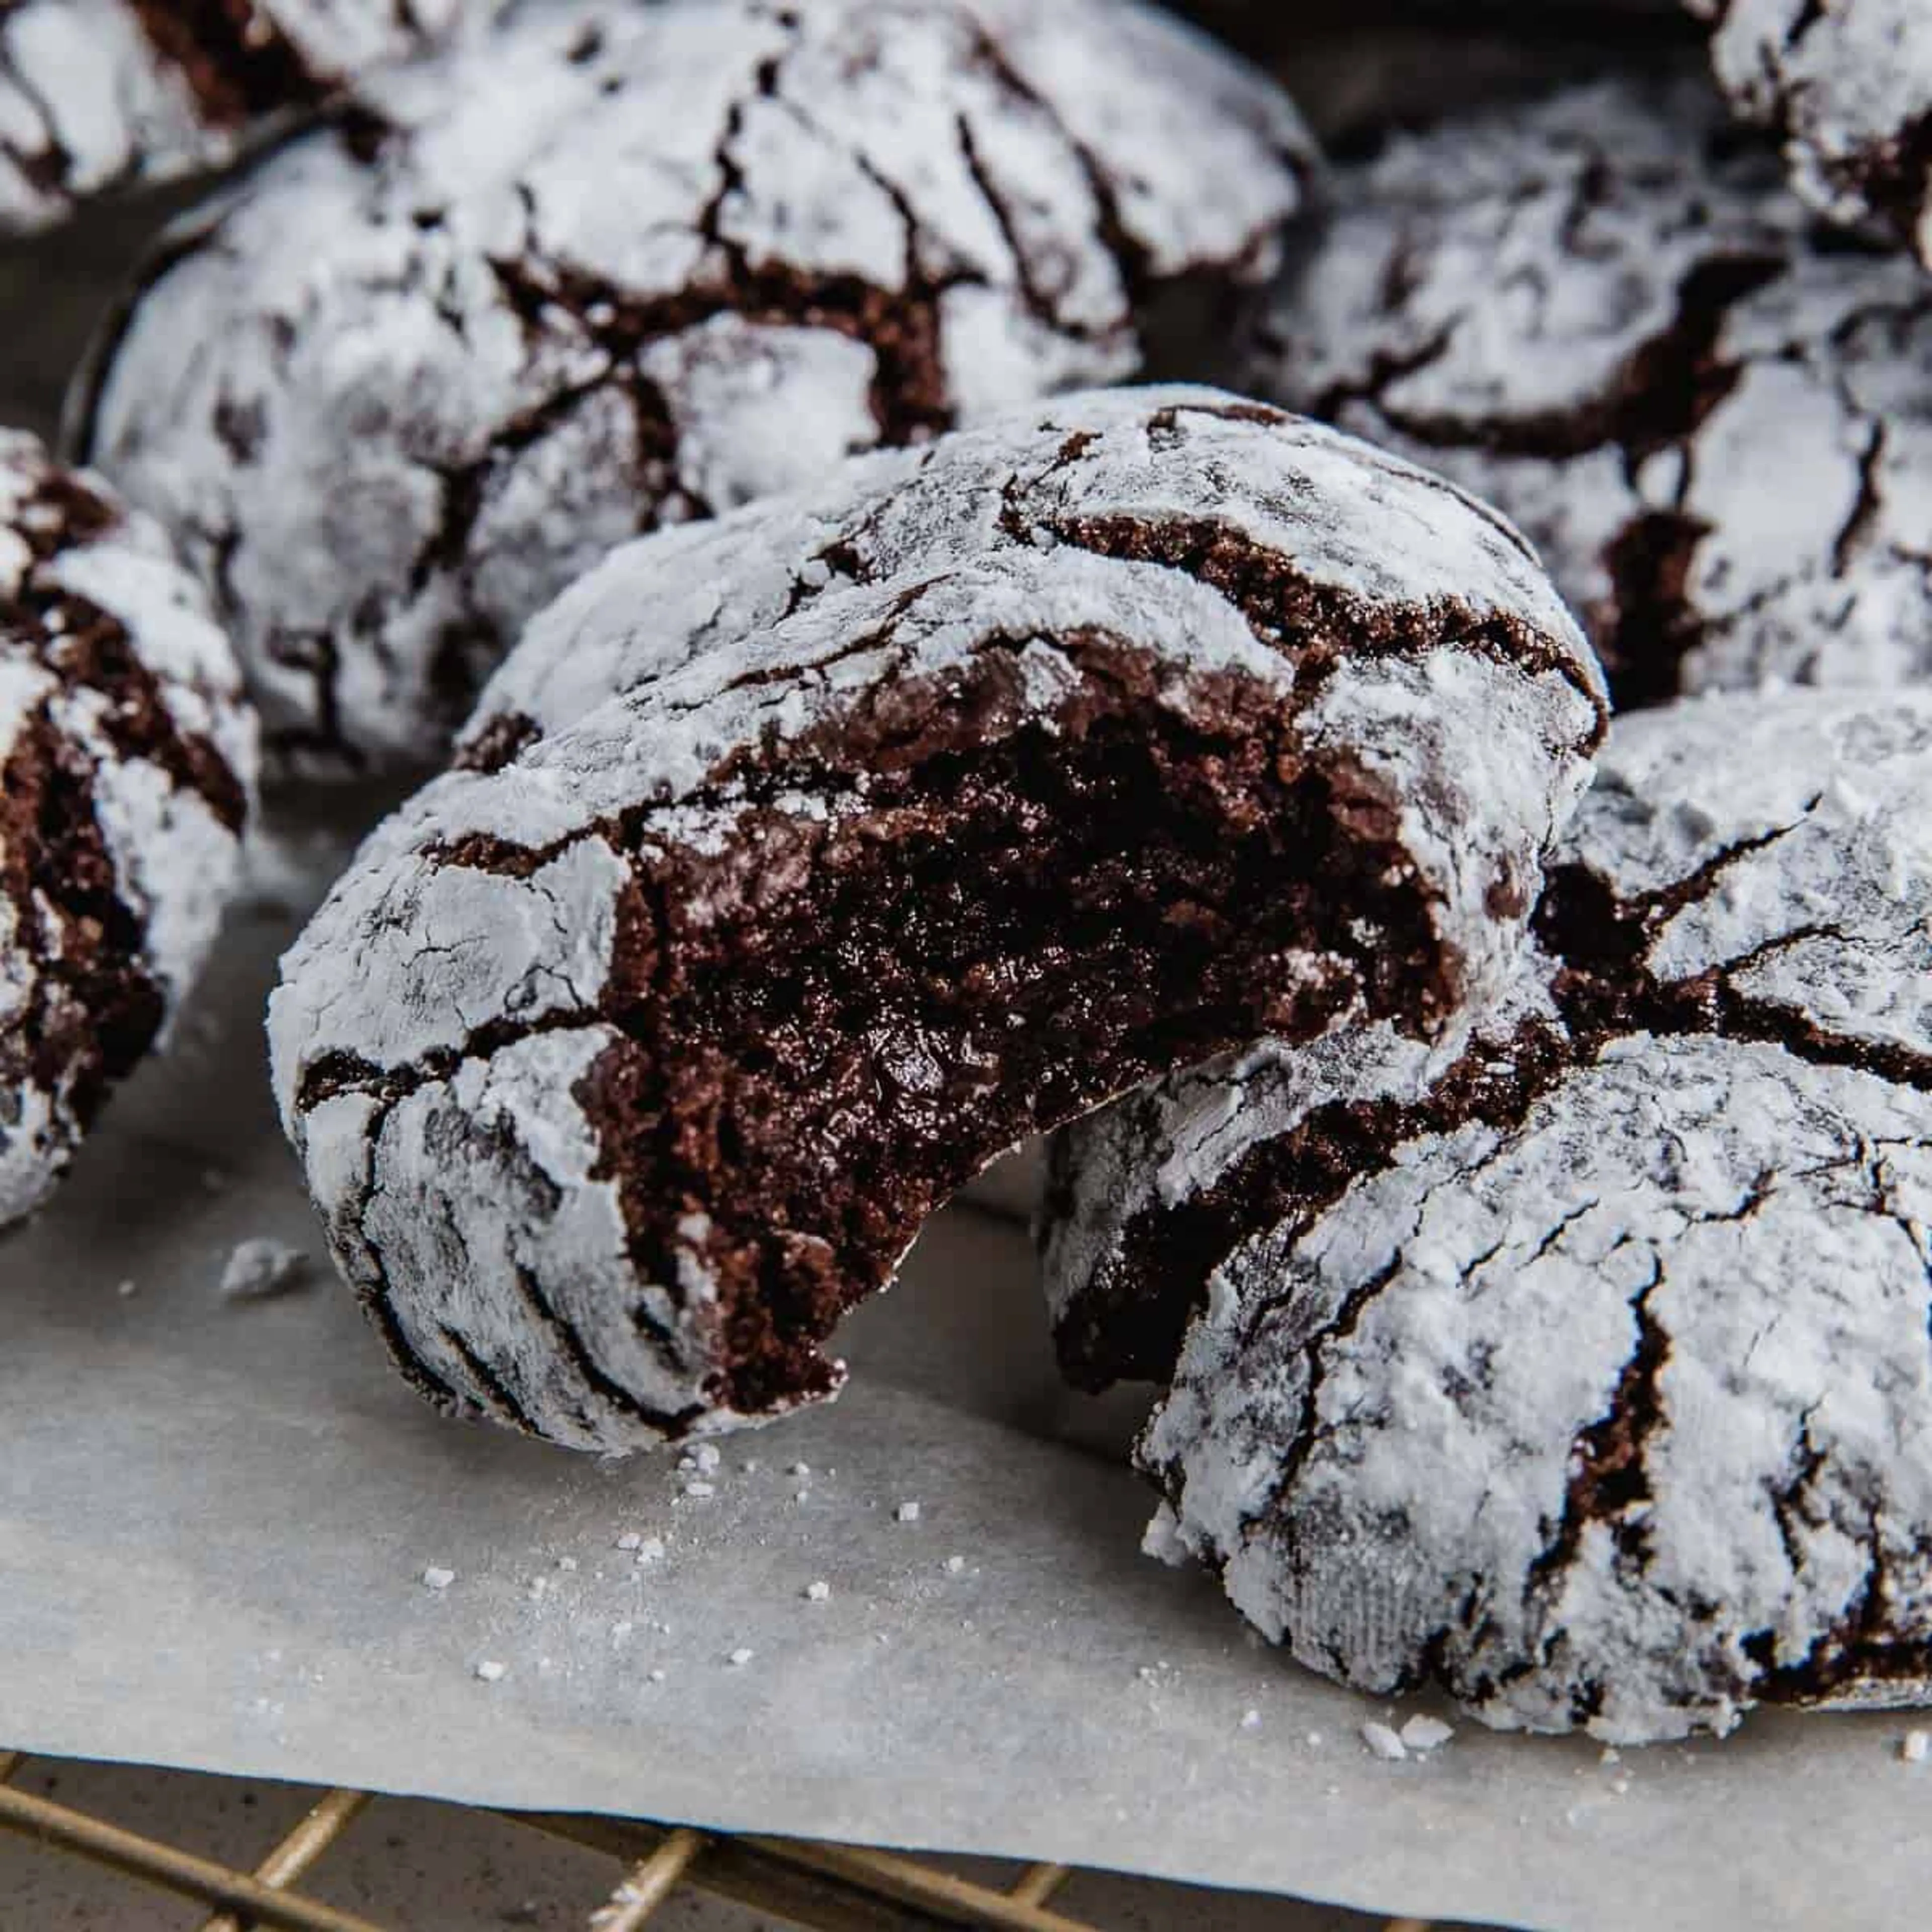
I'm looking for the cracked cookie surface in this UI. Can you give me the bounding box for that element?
[0,0,461,233]
[268,386,1602,1454]
[1248,73,1932,707]
[78,0,1315,774]
[1688,0,1932,268]
[0,428,256,1227]
[1120,689,1932,1741]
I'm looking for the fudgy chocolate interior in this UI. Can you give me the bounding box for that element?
[568,650,1456,1419]
[1057,812,1932,1414]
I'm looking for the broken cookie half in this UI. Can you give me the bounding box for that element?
[269,386,1604,1453]
[1110,689,1932,1742]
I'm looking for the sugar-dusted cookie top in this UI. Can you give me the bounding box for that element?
[81,0,1315,771]
[0,0,462,232]
[1252,73,1932,706]
[0,429,256,1227]
[1130,689,1932,1741]
[1689,0,1932,268]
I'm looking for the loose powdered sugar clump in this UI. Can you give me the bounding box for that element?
[1360,1721,1407,1762]
[0,431,256,1229]
[80,0,1315,773]
[218,1237,311,1303]
[1134,690,1932,1743]
[1688,0,1932,269]
[0,0,463,234]
[269,387,1602,1455]
[1249,73,1932,707]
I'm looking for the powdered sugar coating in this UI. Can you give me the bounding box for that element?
[1041,977,1562,1392]
[1690,0,1932,266]
[0,0,462,233]
[80,0,1314,773]
[1137,690,1932,1742]
[463,383,1594,759]
[269,388,1602,1453]
[1250,73,1932,706]
[0,430,255,1227]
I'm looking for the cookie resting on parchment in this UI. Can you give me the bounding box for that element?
[0,430,255,1229]
[1249,73,1932,708]
[1108,690,1932,1742]
[0,0,461,233]
[1687,0,1932,269]
[76,0,1316,773]
[267,387,1605,1454]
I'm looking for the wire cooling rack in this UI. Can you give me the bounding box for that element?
[0,1746,1439,1930]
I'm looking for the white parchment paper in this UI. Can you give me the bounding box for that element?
[1,820,1927,1932]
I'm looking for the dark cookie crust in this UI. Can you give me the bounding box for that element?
[79,0,1317,773]
[124,1,332,126]
[269,388,1602,1452]
[0,430,255,1225]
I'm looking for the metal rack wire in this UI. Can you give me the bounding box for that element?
[0,1745,1437,1928]
[0,1745,1446,1930]
[0,1747,1089,1930]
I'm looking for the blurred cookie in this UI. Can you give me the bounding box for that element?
[77,0,1315,772]
[0,0,460,232]
[1252,74,1932,706]
[0,430,255,1226]
[1124,690,1932,1740]
[1690,0,1932,267]
[268,387,1602,1453]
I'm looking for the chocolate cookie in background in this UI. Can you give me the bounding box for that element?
[1087,689,1932,1743]
[269,387,1604,1454]
[0,0,464,235]
[1687,0,1932,272]
[71,0,1316,778]
[1247,72,1932,708]
[0,431,256,1228]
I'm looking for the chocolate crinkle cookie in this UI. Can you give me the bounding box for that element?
[1250,73,1932,708]
[0,0,462,233]
[268,387,1604,1454]
[1688,0,1932,268]
[0,431,256,1229]
[1104,689,1932,1742]
[75,0,1316,775]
